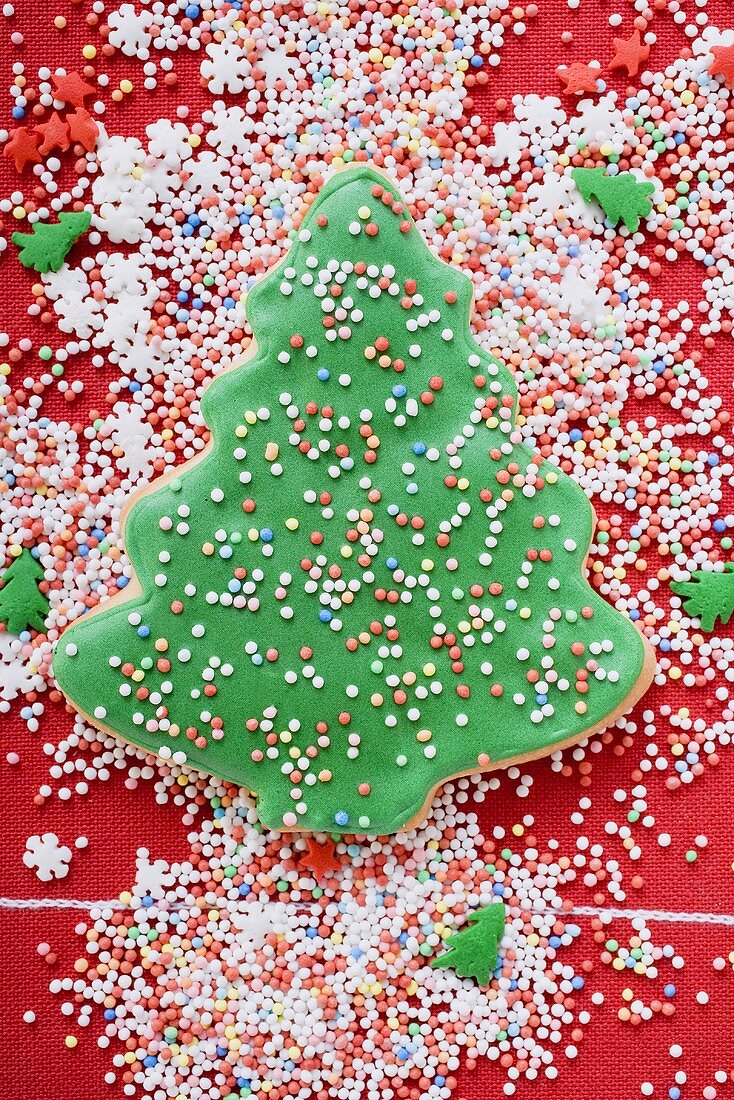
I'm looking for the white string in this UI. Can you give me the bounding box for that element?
[2,895,733,925]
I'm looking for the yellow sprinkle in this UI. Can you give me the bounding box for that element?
[65,1035,77,1049]
[82,44,97,59]
[12,206,26,220]
[189,134,201,148]
[120,79,133,94]
[285,517,299,531]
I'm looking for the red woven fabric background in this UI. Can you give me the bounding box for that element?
[2,2,734,1098]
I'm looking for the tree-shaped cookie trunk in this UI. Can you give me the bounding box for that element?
[54,166,654,835]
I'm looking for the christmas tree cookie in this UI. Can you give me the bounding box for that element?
[53,165,654,835]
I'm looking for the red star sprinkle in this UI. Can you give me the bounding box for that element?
[708,42,734,85]
[556,62,601,95]
[3,127,42,172]
[51,71,97,107]
[67,107,99,152]
[299,837,342,879]
[36,112,71,156]
[609,29,650,77]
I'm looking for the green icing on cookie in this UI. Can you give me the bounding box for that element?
[53,165,653,835]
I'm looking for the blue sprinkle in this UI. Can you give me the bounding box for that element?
[317,368,330,381]
[137,625,150,638]
[664,983,676,997]
[334,810,349,826]
[260,528,274,542]
[319,609,332,622]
